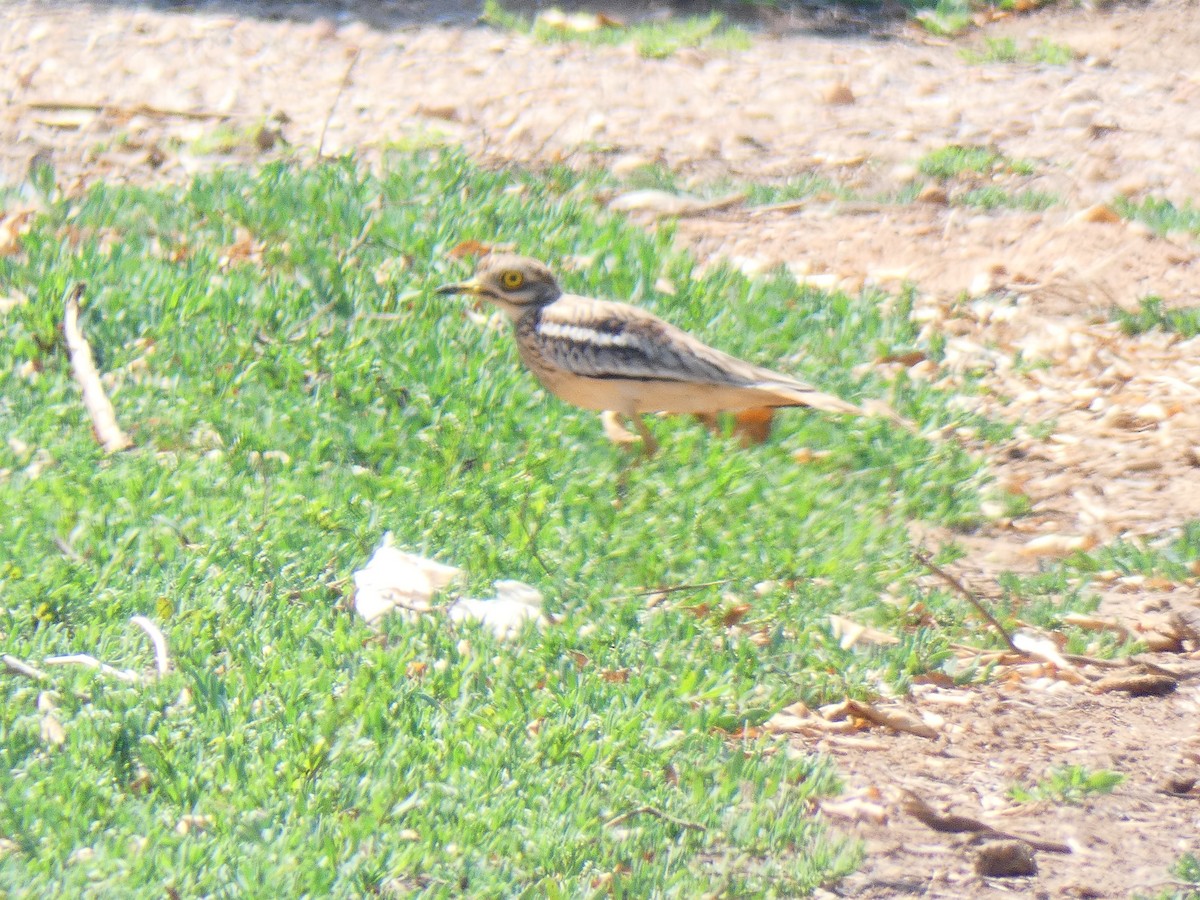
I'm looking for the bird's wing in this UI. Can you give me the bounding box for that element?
[530,296,739,383]
[531,296,864,415]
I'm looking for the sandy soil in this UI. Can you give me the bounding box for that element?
[2,0,1199,894]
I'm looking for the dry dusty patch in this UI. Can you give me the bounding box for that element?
[805,673,1200,899]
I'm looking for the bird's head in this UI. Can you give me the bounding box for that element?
[436,254,562,318]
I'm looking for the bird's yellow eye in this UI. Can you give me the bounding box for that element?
[500,270,525,290]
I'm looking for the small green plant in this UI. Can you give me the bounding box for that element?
[1066,521,1200,581]
[908,0,975,36]
[1117,195,1200,236]
[918,145,1036,179]
[957,187,1058,211]
[481,1,749,58]
[961,36,1075,65]
[1009,765,1125,804]
[1174,853,1200,885]
[1141,853,1200,899]
[1113,296,1200,338]
[188,118,284,156]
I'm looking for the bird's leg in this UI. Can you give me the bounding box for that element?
[600,410,640,448]
[694,412,721,436]
[693,409,775,446]
[600,410,658,456]
[631,414,659,457]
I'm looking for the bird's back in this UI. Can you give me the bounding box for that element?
[516,294,865,416]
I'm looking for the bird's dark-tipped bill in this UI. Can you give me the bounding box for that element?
[435,278,482,296]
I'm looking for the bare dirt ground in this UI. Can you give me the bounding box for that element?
[3,0,1199,894]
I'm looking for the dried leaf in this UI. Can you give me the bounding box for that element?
[829,614,900,648]
[917,184,949,205]
[720,603,752,627]
[0,208,37,257]
[819,797,887,823]
[38,692,66,748]
[730,408,774,445]
[536,9,623,33]
[1091,671,1176,696]
[174,814,213,835]
[792,447,834,464]
[1074,203,1121,224]
[352,535,461,625]
[840,699,938,739]
[1011,632,1089,683]
[447,580,547,639]
[876,350,928,367]
[414,103,461,122]
[822,82,856,106]
[1017,533,1097,559]
[1060,613,1131,639]
[0,292,28,314]
[607,190,744,219]
[449,240,505,260]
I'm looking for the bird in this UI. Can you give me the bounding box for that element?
[436,253,880,454]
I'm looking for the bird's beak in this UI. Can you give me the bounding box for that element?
[435,277,483,297]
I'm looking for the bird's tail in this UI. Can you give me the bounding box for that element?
[753,380,867,416]
[756,380,918,432]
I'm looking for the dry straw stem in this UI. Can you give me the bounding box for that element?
[42,653,142,683]
[63,283,133,453]
[40,616,171,683]
[316,47,360,160]
[130,615,171,675]
[3,654,48,680]
[25,99,235,122]
[603,806,706,832]
[913,549,1018,652]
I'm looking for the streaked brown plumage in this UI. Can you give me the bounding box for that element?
[436,253,872,452]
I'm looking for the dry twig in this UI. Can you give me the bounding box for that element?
[130,615,171,676]
[914,549,1019,653]
[603,806,706,832]
[317,48,360,159]
[42,654,141,683]
[631,579,734,597]
[63,284,133,453]
[25,99,234,122]
[4,654,47,680]
[899,790,1071,854]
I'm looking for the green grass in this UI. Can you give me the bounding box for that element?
[619,163,853,206]
[906,0,976,36]
[1117,195,1200,237]
[1167,854,1200,899]
[0,148,1079,895]
[481,2,750,58]
[957,187,1059,211]
[1060,521,1200,581]
[1008,765,1124,804]
[903,0,1058,35]
[613,161,1055,215]
[960,36,1075,65]
[1138,853,1200,900]
[187,119,284,157]
[994,520,1200,657]
[1114,296,1200,338]
[918,145,1037,180]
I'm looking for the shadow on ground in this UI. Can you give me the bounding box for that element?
[32,0,909,32]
